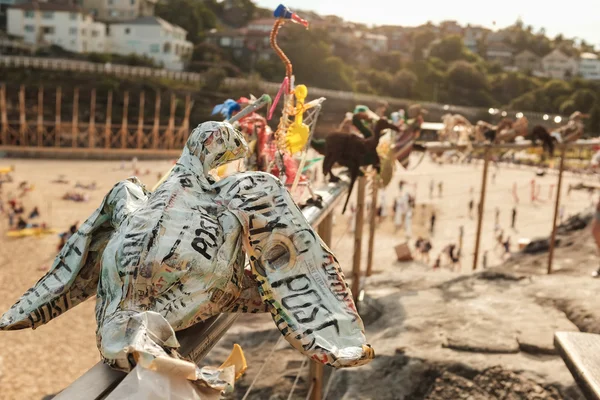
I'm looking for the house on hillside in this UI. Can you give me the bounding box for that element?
[439,20,462,35]
[486,41,514,66]
[542,49,577,79]
[578,52,600,80]
[514,50,541,72]
[7,3,192,70]
[109,16,192,70]
[487,30,509,44]
[355,31,388,53]
[7,1,106,53]
[0,0,26,30]
[80,0,156,21]
[463,25,487,54]
[206,19,274,63]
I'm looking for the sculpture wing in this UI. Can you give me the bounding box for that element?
[0,177,149,330]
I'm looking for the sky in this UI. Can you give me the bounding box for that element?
[254,0,600,47]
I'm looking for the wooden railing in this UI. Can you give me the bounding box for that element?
[1,55,570,127]
[0,84,193,154]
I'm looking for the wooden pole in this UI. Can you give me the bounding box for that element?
[366,177,378,277]
[166,93,176,149]
[120,91,129,149]
[104,91,112,148]
[182,94,192,145]
[0,84,7,145]
[55,87,61,147]
[548,145,566,274]
[37,86,43,147]
[472,146,491,271]
[71,87,79,148]
[351,176,367,302]
[89,88,96,148]
[309,213,333,400]
[19,85,26,146]
[152,91,161,149]
[136,91,145,149]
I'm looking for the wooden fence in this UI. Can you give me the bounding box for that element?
[1,55,570,128]
[0,84,193,152]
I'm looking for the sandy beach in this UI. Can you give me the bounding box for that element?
[0,155,597,399]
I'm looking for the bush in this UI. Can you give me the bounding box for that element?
[203,67,227,92]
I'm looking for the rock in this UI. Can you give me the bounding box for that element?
[424,371,490,400]
[444,333,520,354]
[523,237,561,254]
[517,333,557,355]
[478,270,526,281]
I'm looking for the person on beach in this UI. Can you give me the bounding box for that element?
[468,199,474,219]
[438,182,443,198]
[430,211,436,234]
[482,251,488,269]
[511,207,517,229]
[429,180,434,199]
[494,207,500,226]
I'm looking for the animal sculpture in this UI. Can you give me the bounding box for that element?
[0,121,373,389]
[311,118,399,214]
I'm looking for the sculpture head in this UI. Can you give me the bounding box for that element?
[185,121,249,173]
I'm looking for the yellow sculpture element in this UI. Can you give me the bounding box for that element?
[286,84,310,154]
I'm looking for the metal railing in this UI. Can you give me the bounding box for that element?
[54,175,365,400]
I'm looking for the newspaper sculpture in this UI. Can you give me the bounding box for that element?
[0,121,373,391]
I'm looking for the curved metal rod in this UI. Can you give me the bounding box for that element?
[270,18,293,90]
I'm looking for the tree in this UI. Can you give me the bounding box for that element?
[559,89,597,115]
[412,29,437,61]
[428,35,468,63]
[447,60,488,91]
[389,70,418,98]
[370,51,404,74]
[156,0,217,45]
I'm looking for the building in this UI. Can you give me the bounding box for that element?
[439,20,462,35]
[514,50,541,72]
[486,41,514,66]
[108,16,192,70]
[578,52,600,80]
[7,3,192,70]
[7,1,106,53]
[542,49,577,79]
[0,0,25,30]
[355,31,388,53]
[463,25,487,54]
[80,0,156,21]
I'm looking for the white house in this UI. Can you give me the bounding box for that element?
[7,1,106,53]
[542,49,577,79]
[463,25,487,54]
[578,52,600,80]
[108,16,193,71]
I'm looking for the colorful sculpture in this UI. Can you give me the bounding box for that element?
[0,121,373,392]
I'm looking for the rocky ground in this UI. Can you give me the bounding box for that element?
[206,216,600,400]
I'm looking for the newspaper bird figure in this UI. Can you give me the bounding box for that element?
[0,121,373,393]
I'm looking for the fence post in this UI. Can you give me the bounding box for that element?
[308,212,333,400]
[37,86,43,147]
[55,87,61,147]
[19,85,26,146]
[120,91,129,149]
[89,88,96,148]
[72,87,79,148]
[472,146,491,271]
[548,145,566,274]
[351,176,367,302]
[102,91,113,148]
[137,91,145,149]
[152,91,161,149]
[0,84,6,145]
[166,93,176,149]
[366,177,378,277]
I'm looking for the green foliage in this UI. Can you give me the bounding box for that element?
[559,89,597,115]
[389,70,418,98]
[203,67,227,92]
[155,0,218,44]
[429,35,467,63]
